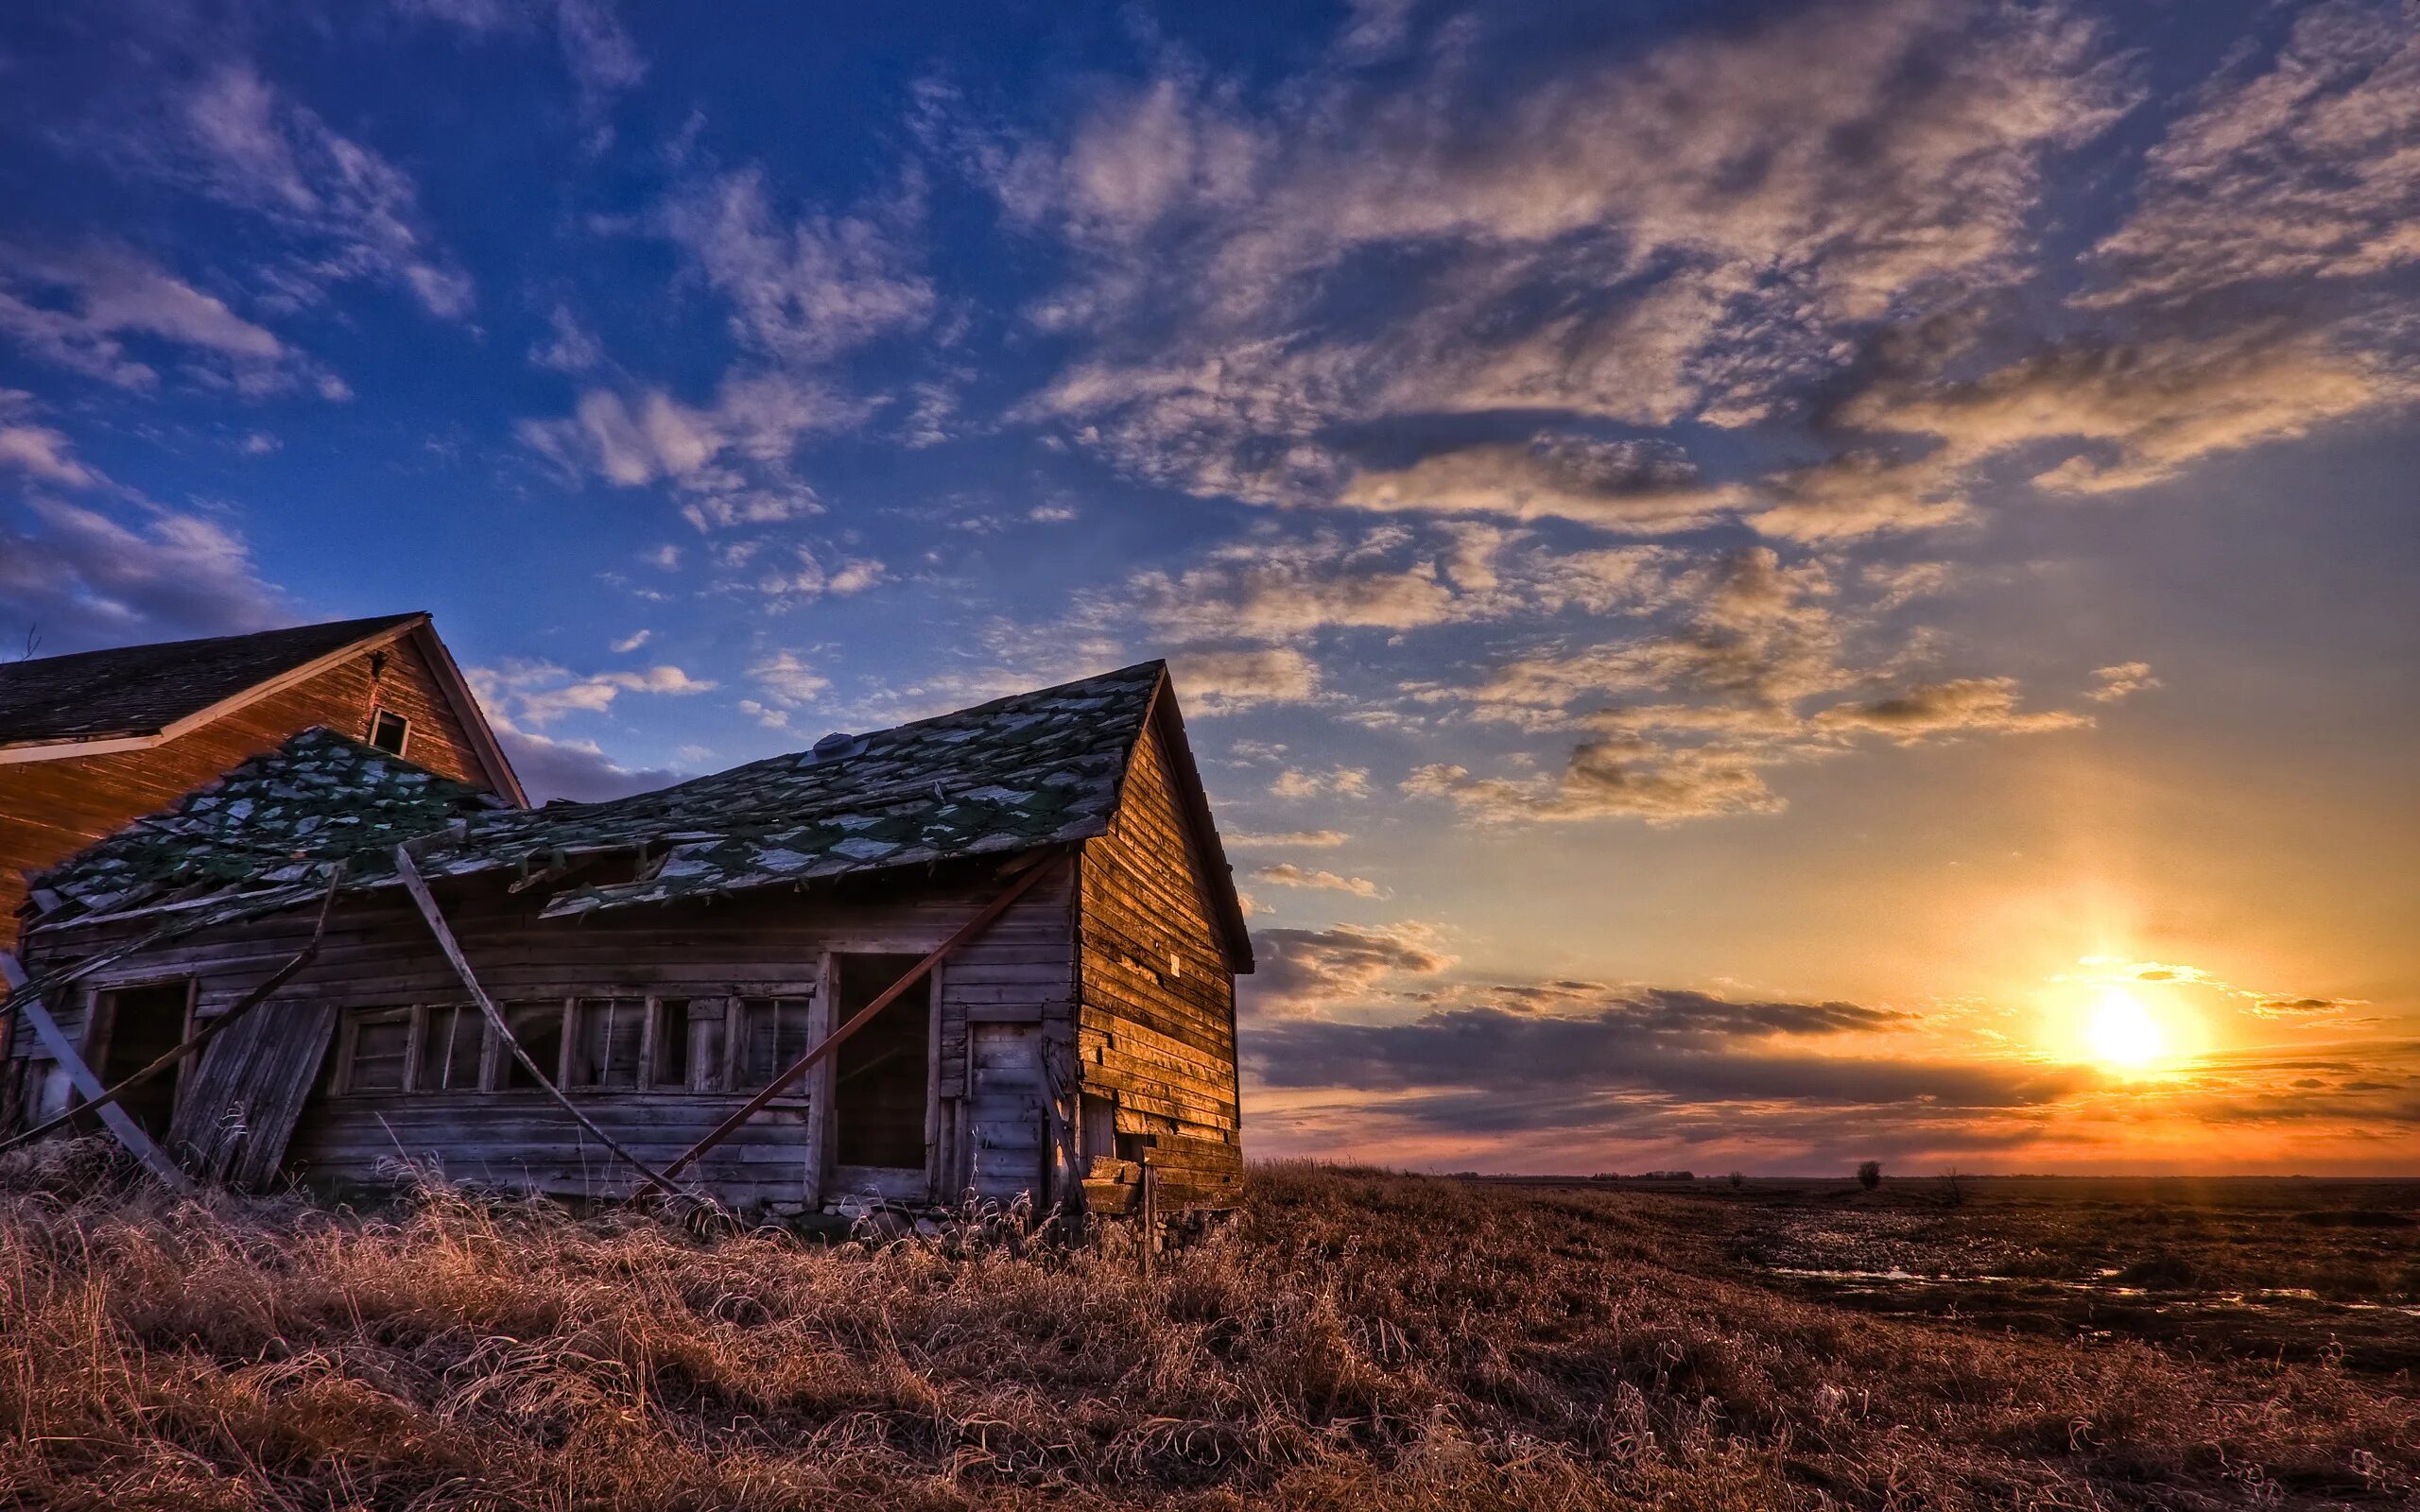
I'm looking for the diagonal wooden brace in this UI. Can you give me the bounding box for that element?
[392,845,687,1199]
[663,851,1063,1181]
[0,871,342,1159]
[0,952,192,1194]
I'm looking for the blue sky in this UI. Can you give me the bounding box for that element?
[3,0,2415,1172]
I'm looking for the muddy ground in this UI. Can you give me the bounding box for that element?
[1492,1174,2420,1376]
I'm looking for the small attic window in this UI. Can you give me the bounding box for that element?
[368,709,409,755]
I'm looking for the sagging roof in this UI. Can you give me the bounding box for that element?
[26,727,508,924]
[0,612,527,806]
[26,660,1252,967]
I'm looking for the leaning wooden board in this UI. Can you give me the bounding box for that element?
[167,1000,338,1189]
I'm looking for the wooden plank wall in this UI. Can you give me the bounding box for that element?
[1076,712,1245,1209]
[10,863,1079,1209]
[0,632,489,953]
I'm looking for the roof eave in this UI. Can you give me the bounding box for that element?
[1138,667,1254,974]
[405,621,527,808]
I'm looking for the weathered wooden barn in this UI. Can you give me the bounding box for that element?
[1,661,1248,1215]
[0,612,525,955]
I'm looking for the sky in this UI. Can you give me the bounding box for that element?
[1,0,2414,1176]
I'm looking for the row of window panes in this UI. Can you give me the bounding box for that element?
[337,997,813,1095]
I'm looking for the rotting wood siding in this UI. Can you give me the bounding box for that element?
[0,632,487,953]
[1076,711,1244,1209]
[8,863,1078,1210]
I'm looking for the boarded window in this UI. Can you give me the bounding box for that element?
[652,999,692,1090]
[735,997,813,1090]
[344,1008,412,1093]
[568,998,645,1090]
[418,1005,483,1091]
[500,1002,564,1089]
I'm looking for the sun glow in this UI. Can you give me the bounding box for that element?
[2086,987,2168,1070]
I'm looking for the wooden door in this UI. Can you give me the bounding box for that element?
[965,1021,1046,1204]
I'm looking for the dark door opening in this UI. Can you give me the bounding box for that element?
[832,953,930,1170]
[93,982,190,1138]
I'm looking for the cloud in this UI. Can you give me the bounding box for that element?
[175,64,474,318]
[1401,545,2108,825]
[1406,743,1786,826]
[0,394,98,489]
[516,371,863,499]
[1248,1002,2075,1121]
[2065,955,2370,1024]
[657,166,934,365]
[2087,661,2158,703]
[1225,829,1349,849]
[743,649,829,729]
[1168,645,1320,713]
[1246,922,1455,1018]
[2086,1,2420,306]
[0,496,283,648]
[1250,863,1384,899]
[399,0,646,117]
[470,657,717,727]
[750,547,886,602]
[1340,435,1750,532]
[1121,528,1463,640]
[495,729,680,804]
[529,303,605,372]
[1270,765,1370,800]
[1841,331,2391,497]
[0,242,290,393]
[989,0,2132,503]
[1814,678,2087,742]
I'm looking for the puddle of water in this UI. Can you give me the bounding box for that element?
[1765,1266,2420,1318]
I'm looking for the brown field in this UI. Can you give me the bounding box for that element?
[1,1146,2415,1509]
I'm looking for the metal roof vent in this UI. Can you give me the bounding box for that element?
[811,730,866,763]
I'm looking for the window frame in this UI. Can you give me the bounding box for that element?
[416,1003,486,1093]
[328,995,776,1096]
[333,1005,417,1095]
[366,708,411,756]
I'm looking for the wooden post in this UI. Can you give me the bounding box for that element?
[0,953,192,1193]
[1139,1158,1158,1282]
[392,846,685,1199]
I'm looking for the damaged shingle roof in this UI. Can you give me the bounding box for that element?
[27,728,508,923]
[29,660,1172,928]
[0,613,425,748]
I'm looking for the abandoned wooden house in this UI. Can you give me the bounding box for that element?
[0,660,1248,1216]
[0,612,525,955]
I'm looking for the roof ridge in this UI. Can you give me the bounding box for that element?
[0,612,427,675]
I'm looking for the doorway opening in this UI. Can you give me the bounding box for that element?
[831,953,930,1171]
[92,981,191,1138]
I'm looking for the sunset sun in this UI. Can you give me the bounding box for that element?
[2086,988,2168,1072]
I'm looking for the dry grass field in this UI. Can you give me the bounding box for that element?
[1,1144,2414,1509]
